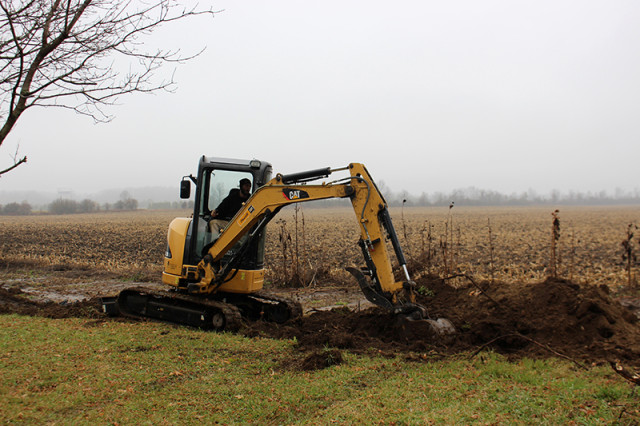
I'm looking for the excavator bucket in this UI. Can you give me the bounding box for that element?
[345,267,394,310]
[346,267,456,336]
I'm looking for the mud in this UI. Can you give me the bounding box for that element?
[0,286,103,319]
[1,274,639,369]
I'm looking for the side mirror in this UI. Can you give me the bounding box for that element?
[180,178,191,199]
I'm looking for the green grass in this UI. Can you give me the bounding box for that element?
[0,314,638,424]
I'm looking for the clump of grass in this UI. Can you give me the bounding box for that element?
[416,285,434,297]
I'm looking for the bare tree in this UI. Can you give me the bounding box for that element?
[0,0,216,176]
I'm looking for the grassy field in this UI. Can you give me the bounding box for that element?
[1,314,638,424]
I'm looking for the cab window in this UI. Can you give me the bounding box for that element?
[204,169,253,214]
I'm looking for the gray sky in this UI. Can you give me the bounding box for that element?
[2,0,640,198]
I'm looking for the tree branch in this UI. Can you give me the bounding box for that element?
[0,0,217,170]
[0,154,27,176]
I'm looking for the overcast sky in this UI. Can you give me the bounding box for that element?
[2,0,639,198]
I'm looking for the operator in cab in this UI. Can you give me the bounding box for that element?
[208,178,252,235]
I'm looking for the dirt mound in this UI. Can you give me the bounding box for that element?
[246,276,640,367]
[424,276,640,365]
[0,287,103,319]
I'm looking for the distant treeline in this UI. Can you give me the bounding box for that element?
[0,198,136,215]
[384,187,640,207]
[306,187,640,208]
[146,201,196,210]
[0,198,196,215]
[0,201,32,215]
[1,188,638,215]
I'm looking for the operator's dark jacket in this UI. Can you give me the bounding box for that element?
[214,189,247,221]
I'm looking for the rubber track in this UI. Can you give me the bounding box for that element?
[118,287,244,332]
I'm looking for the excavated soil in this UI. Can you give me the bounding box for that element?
[1,274,639,368]
[245,276,640,368]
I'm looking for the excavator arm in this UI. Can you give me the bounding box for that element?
[192,163,424,317]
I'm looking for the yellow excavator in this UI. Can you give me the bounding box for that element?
[104,156,453,334]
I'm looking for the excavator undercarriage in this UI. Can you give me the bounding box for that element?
[102,287,301,331]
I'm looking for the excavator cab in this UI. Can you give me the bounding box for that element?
[163,156,272,292]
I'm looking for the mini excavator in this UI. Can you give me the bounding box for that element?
[102,156,453,334]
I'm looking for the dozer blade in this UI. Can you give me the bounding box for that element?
[100,296,119,316]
